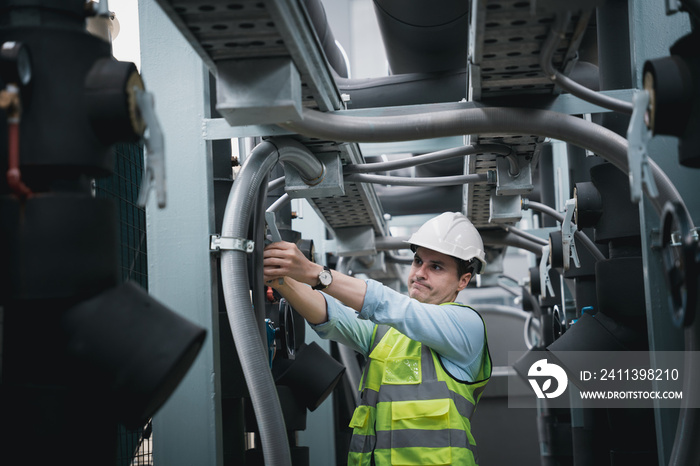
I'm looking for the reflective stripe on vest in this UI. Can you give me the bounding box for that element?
[348,305,491,466]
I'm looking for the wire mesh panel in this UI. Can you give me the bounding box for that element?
[95,143,149,287]
[94,142,152,466]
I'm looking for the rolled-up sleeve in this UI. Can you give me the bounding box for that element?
[310,292,375,357]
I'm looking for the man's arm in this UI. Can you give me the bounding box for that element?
[263,241,368,320]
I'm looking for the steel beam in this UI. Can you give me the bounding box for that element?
[140,1,224,464]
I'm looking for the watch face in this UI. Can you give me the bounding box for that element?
[319,270,332,286]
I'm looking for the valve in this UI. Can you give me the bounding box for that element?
[0,41,33,199]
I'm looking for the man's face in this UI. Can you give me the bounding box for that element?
[407,247,472,304]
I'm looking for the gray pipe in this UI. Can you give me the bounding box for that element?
[502,225,548,246]
[268,176,286,192]
[375,235,410,251]
[221,139,324,466]
[374,185,461,216]
[541,12,634,115]
[268,192,291,213]
[280,106,687,221]
[479,229,547,256]
[374,232,546,261]
[270,137,325,184]
[345,172,487,187]
[344,144,510,174]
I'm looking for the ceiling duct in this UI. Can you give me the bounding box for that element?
[372,0,469,74]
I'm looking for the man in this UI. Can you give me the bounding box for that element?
[263,212,491,466]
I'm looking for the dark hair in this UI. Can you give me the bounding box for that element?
[456,257,476,280]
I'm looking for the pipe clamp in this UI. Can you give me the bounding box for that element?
[210,235,254,253]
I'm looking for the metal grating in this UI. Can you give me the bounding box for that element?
[170,1,284,61]
[466,135,545,228]
[157,0,589,235]
[291,136,389,235]
[466,153,498,227]
[311,183,376,229]
[162,0,339,109]
[95,143,149,287]
[470,0,587,99]
[158,0,389,237]
[466,0,587,228]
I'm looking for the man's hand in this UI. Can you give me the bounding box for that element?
[264,240,367,314]
[263,241,320,287]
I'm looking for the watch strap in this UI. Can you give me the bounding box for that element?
[312,265,332,290]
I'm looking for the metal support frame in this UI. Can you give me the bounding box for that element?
[140,1,223,464]
[215,57,303,126]
[489,192,523,224]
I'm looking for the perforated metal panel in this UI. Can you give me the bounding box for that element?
[157,0,389,237]
[157,0,588,234]
[466,135,544,227]
[163,0,340,110]
[470,0,587,99]
[466,0,587,227]
[292,137,388,235]
[170,1,284,60]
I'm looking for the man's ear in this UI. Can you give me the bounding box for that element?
[457,272,472,292]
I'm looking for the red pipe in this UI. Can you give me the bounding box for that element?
[6,119,32,198]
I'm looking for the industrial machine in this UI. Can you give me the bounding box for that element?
[1,0,699,465]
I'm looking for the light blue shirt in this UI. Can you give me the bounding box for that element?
[311,278,486,382]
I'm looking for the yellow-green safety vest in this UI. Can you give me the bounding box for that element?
[347,304,491,466]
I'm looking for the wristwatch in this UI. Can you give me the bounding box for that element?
[312,265,333,290]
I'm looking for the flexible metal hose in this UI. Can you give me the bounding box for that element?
[479,229,546,256]
[501,225,548,246]
[343,144,511,173]
[374,231,545,256]
[540,12,634,115]
[268,176,286,192]
[221,139,325,466]
[345,172,487,187]
[280,106,685,218]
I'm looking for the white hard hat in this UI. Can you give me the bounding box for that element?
[406,212,487,274]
